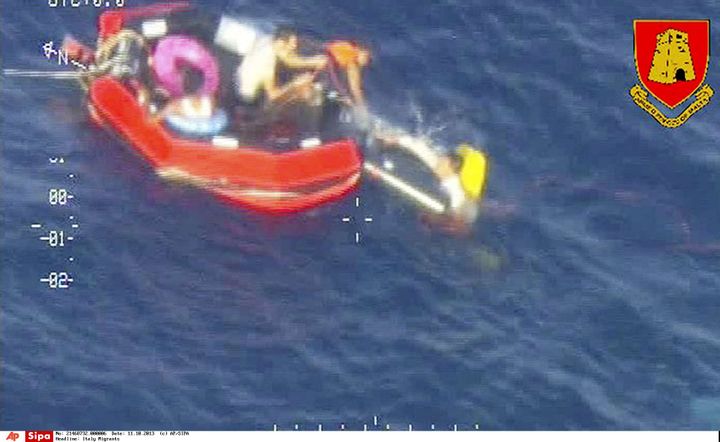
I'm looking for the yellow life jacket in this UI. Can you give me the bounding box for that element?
[456,144,488,200]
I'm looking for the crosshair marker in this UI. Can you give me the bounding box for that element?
[342,197,374,243]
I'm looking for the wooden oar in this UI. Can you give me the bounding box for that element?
[364,162,446,214]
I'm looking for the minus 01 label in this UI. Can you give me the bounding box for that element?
[40,230,73,247]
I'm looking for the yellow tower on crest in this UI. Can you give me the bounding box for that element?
[648,28,695,84]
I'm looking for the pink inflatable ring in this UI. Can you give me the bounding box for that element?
[152,35,219,98]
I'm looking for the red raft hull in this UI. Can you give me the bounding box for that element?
[89,77,362,214]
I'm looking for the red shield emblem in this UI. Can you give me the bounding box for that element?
[634,20,710,109]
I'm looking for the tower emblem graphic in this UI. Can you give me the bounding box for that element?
[629,20,713,128]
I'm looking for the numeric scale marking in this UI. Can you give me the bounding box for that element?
[272,415,476,431]
[33,154,78,287]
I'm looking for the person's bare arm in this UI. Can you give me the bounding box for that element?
[264,72,315,106]
[262,73,282,101]
[278,50,327,70]
[375,130,444,174]
[346,63,366,108]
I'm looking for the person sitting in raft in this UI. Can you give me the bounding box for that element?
[154,74,228,138]
[237,26,328,107]
[376,132,488,230]
[155,94,215,120]
[326,40,371,117]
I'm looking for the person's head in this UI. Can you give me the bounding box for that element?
[181,65,205,96]
[436,156,458,179]
[273,25,299,51]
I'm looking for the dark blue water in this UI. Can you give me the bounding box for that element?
[2,0,720,431]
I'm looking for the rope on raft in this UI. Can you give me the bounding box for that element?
[95,29,147,65]
[156,167,302,198]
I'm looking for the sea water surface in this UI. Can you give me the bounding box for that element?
[2,0,720,430]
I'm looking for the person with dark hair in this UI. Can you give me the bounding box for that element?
[237,25,327,106]
[153,66,228,137]
[155,66,215,120]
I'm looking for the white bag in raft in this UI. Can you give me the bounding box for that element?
[214,16,261,56]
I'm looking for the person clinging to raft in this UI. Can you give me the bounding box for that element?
[237,26,328,107]
[326,40,371,116]
[375,131,488,231]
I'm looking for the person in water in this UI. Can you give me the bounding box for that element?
[375,131,487,231]
[237,26,328,107]
[326,40,371,114]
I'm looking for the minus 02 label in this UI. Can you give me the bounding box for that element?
[40,272,73,289]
